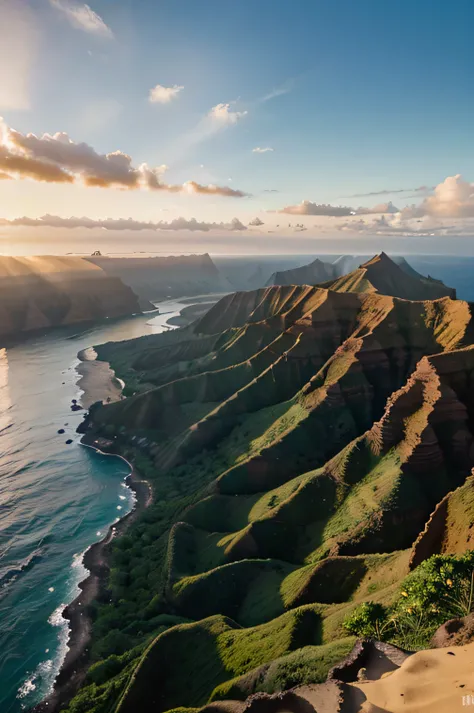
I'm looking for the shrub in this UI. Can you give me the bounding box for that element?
[395,551,474,623]
[342,601,392,640]
[343,553,474,650]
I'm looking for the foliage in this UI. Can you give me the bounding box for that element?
[343,601,392,640]
[343,552,474,650]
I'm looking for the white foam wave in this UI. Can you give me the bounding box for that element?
[17,657,55,703]
[17,677,36,699]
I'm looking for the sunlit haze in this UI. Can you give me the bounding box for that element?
[1,0,474,254]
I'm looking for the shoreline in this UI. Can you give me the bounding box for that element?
[31,358,151,713]
[76,357,124,408]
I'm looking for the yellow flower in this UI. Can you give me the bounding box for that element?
[407,607,413,614]
[401,591,408,597]
[446,578,453,587]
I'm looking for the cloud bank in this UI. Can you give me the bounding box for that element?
[279,201,354,217]
[337,175,474,237]
[278,200,400,217]
[0,214,248,232]
[0,119,247,196]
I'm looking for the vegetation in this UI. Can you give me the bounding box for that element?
[343,552,474,650]
[65,258,474,713]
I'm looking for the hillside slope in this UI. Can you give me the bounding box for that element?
[265,258,336,286]
[324,252,455,300]
[0,256,141,339]
[63,255,474,713]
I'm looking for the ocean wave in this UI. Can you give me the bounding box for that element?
[17,655,54,705]
[0,548,42,591]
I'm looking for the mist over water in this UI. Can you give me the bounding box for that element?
[0,303,187,712]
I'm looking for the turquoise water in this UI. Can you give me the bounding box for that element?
[0,303,189,712]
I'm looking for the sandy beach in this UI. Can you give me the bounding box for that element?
[76,347,124,408]
[351,641,474,712]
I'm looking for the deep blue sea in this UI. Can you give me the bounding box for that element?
[0,300,192,712]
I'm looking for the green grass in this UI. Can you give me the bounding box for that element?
[171,559,296,625]
[115,607,322,713]
[209,637,356,701]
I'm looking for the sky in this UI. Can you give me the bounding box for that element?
[1,0,474,255]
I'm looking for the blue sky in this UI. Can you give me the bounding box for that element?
[1,0,474,253]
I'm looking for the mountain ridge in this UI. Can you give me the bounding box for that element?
[59,254,474,713]
[320,251,456,300]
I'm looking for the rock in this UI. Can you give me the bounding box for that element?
[431,613,474,648]
[71,404,82,412]
[57,429,65,434]
[328,639,412,683]
[65,439,73,445]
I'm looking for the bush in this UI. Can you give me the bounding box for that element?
[396,551,474,623]
[343,601,391,640]
[343,553,474,650]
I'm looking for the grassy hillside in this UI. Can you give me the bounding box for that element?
[321,251,456,300]
[65,255,474,713]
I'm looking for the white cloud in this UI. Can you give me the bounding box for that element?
[166,102,248,160]
[0,2,38,110]
[252,147,274,154]
[278,199,400,219]
[1,214,248,232]
[402,174,474,219]
[149,84,184,104]
[50,0,113,38]
[208,103,248,125]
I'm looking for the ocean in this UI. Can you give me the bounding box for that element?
[0,299,195,712]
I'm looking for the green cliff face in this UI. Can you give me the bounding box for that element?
[67,255,474,713]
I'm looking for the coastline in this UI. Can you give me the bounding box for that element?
[76,356,124,408]
[31,357,151,713]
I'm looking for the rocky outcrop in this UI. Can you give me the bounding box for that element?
[431,613,474,648]
[0,256,141,339]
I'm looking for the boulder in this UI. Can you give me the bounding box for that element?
[431,613,474,648]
